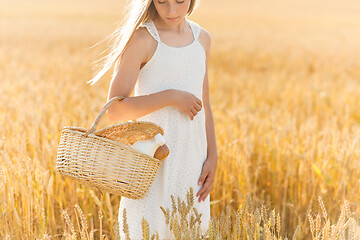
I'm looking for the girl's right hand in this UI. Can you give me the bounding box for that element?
[171,90,202,120]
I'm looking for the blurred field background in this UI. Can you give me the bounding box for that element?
[1,0,360,239]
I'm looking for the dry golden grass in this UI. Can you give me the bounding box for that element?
[1,0,360,239]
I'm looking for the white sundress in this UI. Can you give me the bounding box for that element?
[118,18,210,240]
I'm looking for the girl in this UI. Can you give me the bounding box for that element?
[87,0,218,238]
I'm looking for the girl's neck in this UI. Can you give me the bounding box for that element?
[153,15,188,35]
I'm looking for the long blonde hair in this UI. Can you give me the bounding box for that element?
[87,0,199,86]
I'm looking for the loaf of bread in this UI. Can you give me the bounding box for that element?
[153,144,169,160]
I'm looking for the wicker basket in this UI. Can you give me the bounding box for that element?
[56,96,166,200]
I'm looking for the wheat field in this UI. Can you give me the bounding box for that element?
[1,0,360,239]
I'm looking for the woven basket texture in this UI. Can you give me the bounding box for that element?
[56,96,165,199]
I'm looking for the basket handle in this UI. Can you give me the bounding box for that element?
[84,96,126,137]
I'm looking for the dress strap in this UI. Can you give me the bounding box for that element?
[141,20,161,42]
[187,19,201,40]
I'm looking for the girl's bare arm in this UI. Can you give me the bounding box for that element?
[196,28,218,203]
[108,89,176,122]
[201,29,218,160]
[107,27,175,122]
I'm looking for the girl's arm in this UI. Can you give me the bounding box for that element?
[107,27,176,122]
[108,89,175,122]
[204,97,218,160]
[201,30,218,161]
[197,29,218,202]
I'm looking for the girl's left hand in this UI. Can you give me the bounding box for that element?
[196,155,218,202]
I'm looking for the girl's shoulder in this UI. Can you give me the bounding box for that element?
[133,23,158,48]
[120,25,157,69]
